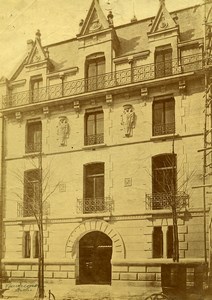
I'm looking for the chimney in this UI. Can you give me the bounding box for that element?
[27,39,34,54]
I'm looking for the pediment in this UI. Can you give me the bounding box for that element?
[26,36,47,65]
[149,2,177,35]
[79,0,109,36]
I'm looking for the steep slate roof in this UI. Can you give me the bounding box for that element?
[10,4,204,79]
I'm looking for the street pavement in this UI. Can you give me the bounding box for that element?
[2,284,212,300]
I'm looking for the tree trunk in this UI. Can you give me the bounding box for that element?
[172,204,179,262]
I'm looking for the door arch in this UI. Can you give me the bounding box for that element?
[79,231,112,284]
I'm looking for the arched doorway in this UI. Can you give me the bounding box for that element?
[79,231,112,284]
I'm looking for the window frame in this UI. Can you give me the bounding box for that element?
[83,162,105,213]
[152,226,163,258]
[155,46,172,78]
[152,153,177,209]
[23,231,31,258]
[85,53,105,91]
[30,76,43,102]
[152,97,175,136]
[84,109,104,146]
[23,169,41,217]
[26,119,42,153]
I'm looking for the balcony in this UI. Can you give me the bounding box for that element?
[145,192,189,210]
[153,123,175,136]
[84,133,104,146]
[2,53,204,108]
[77,197,114,214]
[25,142,42,154]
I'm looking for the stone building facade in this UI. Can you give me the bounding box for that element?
[0,0,211,289]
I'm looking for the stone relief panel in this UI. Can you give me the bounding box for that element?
[57,116,70,146]
[121,104,136,137]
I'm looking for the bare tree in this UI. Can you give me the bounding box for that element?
[146,139,194,262]
[13,152,61,300]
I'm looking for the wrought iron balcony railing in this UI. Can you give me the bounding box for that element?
[145,192,189,210]
[25,142,42,153]
[77,197,113,214]
[153,122,175,136]
[2,53,204,108]
[84,133,104,146]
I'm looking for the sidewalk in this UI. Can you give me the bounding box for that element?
[2,284,212,300]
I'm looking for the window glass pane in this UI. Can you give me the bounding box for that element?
[87,114,95,135]
[85,177,94,198]
[97,60,105,75]
[96,113,104,134]
[24,232,31,258]
[154,102,164,124]
[165,101,175,124]
[88,62,97,78]
[152,155,176,194]
[167,226,173,258]
[95,176,104,198]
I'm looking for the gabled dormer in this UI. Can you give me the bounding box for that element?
[148,0,179,41]
[77,0,119,58]
[78,0,110,36]
[25,30,54,72]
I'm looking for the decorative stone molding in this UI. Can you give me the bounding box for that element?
[65,219,125,260]
[141,87,148,99]
[15,112,22,121]
[179,80,186,93]
[121,104,136,137]
[106,94,113,107]
[73,100,80,117]
[43,106,49,116]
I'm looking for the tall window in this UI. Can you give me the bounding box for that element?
[23,231,31,258]
[33,231,40,258]
[85,109,104,145]
[152,154,176,209]
[24,169,41,217]
[26,120,42,153]
[30,77,43,102]
[84,163,104,213]
[153,227,163,258]
[155,48,172,78]
[153,98,175,136]
[167,226,173,259]
[86,54,105,91]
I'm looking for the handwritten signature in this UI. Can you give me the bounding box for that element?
[5,283,38,292]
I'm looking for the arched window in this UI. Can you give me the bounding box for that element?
[23,231,31,258]
[167,226,173,259]
[153,227,163,258]
[33,231,40,258]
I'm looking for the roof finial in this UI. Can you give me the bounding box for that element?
[35,29,41,41]
[107,11,114,26]
[159,0,165,5]
[131,0,137,23]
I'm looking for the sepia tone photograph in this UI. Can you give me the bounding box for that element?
[0,0,211,299]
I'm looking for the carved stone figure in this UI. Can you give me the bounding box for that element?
[57,116,69,146]
[121,104,135,137]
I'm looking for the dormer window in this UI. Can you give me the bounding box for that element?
[86,53,105,91]
[155,46,172,78]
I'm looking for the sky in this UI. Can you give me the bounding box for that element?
[0,0,202,78]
